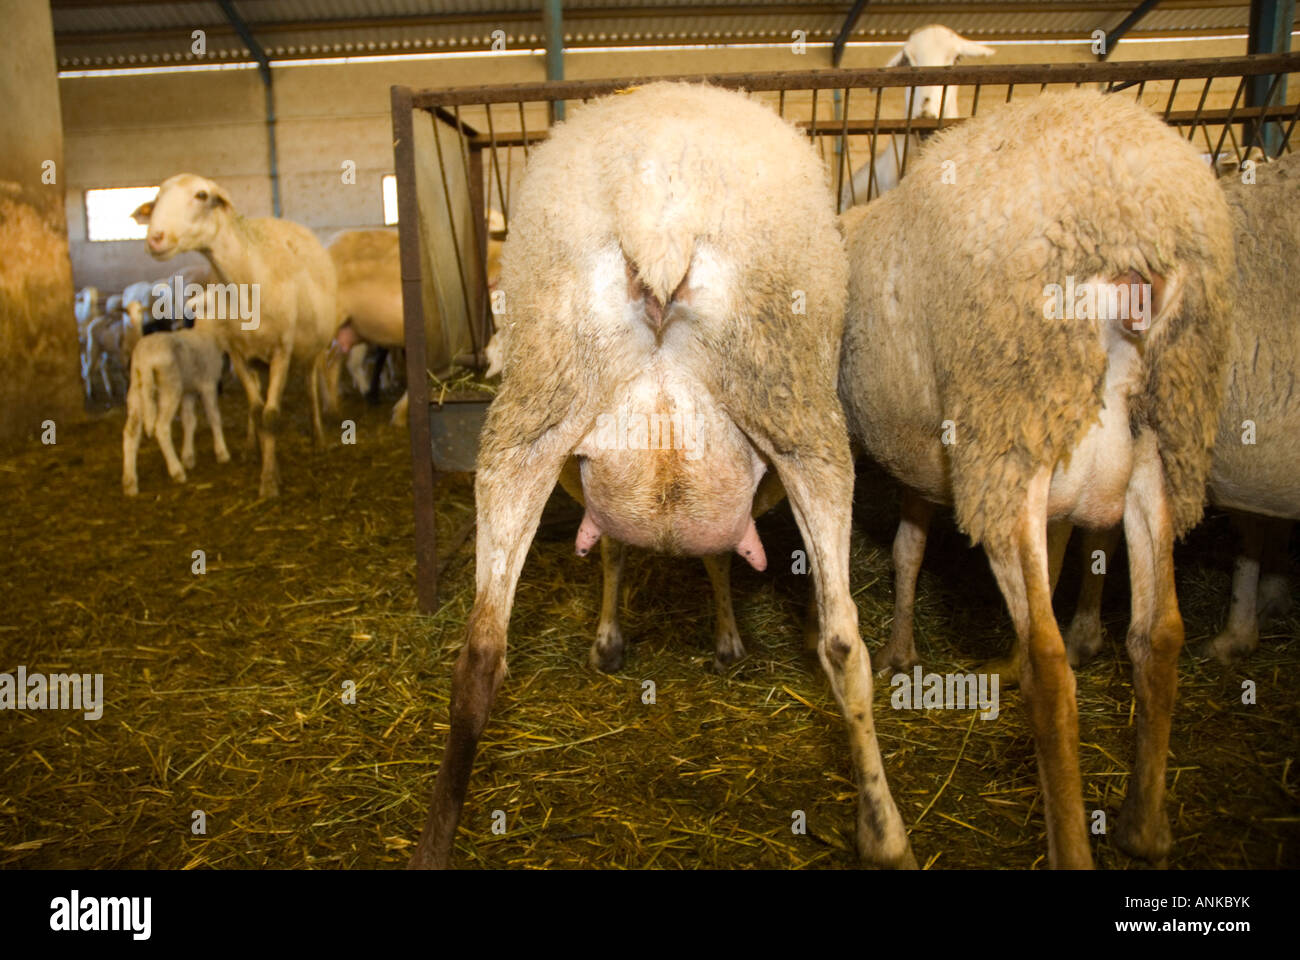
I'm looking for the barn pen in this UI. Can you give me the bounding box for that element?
[2,27,1298,870]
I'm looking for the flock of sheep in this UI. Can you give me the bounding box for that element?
[74,189,408,499]
[68,26,1297,869]
[408,75,1297,868]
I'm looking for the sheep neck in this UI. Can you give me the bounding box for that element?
[201,212,258,286]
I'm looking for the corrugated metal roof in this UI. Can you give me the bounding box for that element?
[52,1,1281,69]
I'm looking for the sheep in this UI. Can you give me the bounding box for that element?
[132,174,338,498]
[840,24,994,208]
[323,229,407,425]
[408,81,914,871]
[121,293,229,496]
[1060,152,1300,666]
[83,295,138,401]
[74,286,102,396]
[839,88,1234,868]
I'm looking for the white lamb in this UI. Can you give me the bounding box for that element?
[122,296,229,497]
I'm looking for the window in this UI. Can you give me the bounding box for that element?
[382,174,399,225]
[85,186,158,242]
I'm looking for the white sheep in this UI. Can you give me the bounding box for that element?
[122,298,229,497]
[132,174,337,498]
[840,89,1234,868]
[840,24,994,208]
[1060,152,1300,666]
[74,286,102,396]
[409,82,913,871]
[323,229,407,425]
[83,294,137,401]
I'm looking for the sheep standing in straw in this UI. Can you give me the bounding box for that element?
[840,88,1234,868]
[1061,152,1300,666]
[408,81,914,870]
[132,175,336,498]
[122,290,229,496]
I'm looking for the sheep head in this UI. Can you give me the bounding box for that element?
[888,24,995,121]
[132,173,234,260]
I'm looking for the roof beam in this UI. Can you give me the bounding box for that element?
[215,0,280,217]
[1099,0,1163,59]
[832,0,871,67]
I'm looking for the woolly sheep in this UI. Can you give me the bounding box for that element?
[840,24,994,208]
[840,88,1234,868]
[1060,153,1300,666]
[122,297,229,497]
[132,174,337,498]
[408,81,913,871]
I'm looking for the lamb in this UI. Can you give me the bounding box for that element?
[83,295,138,401]
[840,24,994,208]
[323,229,408,425]
[1060,152,1300,666]
[121,292,230,496]
[839,88,1234,868]
[74,286,102,396]
[132,174,338,498]
[408,82,913,870]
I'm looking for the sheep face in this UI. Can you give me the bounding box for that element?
[132,173,232,260]
[889,24,994,120]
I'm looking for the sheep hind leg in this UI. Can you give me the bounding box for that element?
[589,537,628,673]
[703,554,745,672]
[981,518,1073,688]
[180,394,198,470]
[408,411,582,869]
[772,441,914,869]
[1114,431,1181,863]
[200,384,231,464]
[256,349,290,498]
[1064,525,1121,667]
[154,385,186,484]
[873,487,933,675]
[308,349,327,446]
[122,404,143,496]
[1203,510,1267,663]
[984,470,1090,869]
[229,353,264,450]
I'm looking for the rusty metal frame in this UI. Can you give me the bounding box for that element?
[392,52,1300,612]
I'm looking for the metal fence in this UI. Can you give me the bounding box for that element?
[391,51,1300,611]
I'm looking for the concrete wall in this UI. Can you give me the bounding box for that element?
[1,0,81,445]
[60,35,1265,292]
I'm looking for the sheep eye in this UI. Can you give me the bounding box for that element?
[195,190,209,201]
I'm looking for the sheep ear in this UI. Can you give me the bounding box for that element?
[957,39,995,59]
[208,185,232,209]
[131,201,154,224]
[885,49,907,68]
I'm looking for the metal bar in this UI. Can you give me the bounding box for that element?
[216,0,280,216]
[1211,76,1246,166]
[1100,0,1162,61]
[408,55,1300,108]
[517,101,530,159]
[453,104,486,364]
[836,87,851,214]
[867,85,882,201]
[1186,75,1213,141]
[1163,77,1180,119]
[1246,69,1284,150]
[390,85,438,614]
[484,103,508,233]
[831,0,871,69]
[1247,0,1293,156]
[809,87,819,142]
[544,0,565,123]
[429,111,475,365]
[970,82,982,116]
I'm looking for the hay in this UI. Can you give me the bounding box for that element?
[0,385,1296,869]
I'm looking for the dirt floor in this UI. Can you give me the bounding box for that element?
[1,377,1297,869]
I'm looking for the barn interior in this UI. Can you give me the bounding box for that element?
[1,0,1297,869]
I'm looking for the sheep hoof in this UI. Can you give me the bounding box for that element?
[589,627,625,674]
[123,481,138,497]
[977,652,1021,688]
[1200,627,1258,664]
[1114,796,1172,864]
[169,469,188,484]
[258,475,280,499]
[871,638,920,676]
[711,632,746,673]
[1064,615,1105,668]
[182,453,196,470]
[857,830,918,870]
[216,450,231,465]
